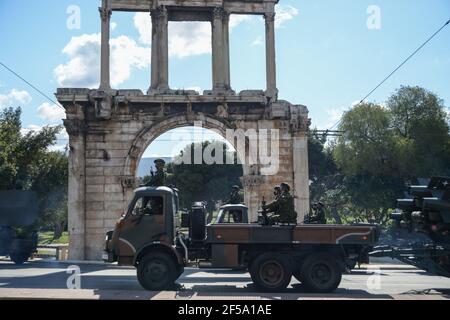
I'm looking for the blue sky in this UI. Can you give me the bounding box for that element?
[0,0,449,157]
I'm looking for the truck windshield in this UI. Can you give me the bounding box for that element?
[131,196,164,216]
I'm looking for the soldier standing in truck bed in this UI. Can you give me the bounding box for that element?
[226,185,244,204]
[145,159,168,187]
[264,183,297,224]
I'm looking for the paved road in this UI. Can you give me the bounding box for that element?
[0,258,450,300]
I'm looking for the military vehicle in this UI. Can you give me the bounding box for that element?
[0,191,39,264]
[371,176,450,278]
[103,186,380,292]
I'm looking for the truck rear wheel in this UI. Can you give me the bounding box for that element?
[137,252,178,291]
[299,253,342,293]
[250,253,292,292]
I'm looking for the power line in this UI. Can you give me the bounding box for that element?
[329,18,450,131]
[0,61,64,110]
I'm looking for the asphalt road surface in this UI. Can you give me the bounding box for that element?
[0,257,450,300]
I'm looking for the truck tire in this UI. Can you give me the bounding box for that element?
[137,252,178,291]
[299,253,342,293]
[250,253,292,292]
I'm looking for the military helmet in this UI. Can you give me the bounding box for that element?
[154,159,166,165]
[232,185,240,190]
[280,183,291,192]
[274,186,281,191]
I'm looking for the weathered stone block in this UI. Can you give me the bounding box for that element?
[86,185,104,193]
[105,184,123,193]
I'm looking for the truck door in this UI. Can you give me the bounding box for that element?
[118,195,168,256]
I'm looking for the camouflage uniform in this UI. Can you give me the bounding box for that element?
[145,171,167,187]
[264,184,297,224]
[227,186,244,204]
[307,202,326,224]
[145,159,170,187]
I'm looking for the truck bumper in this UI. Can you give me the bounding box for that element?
[103,231,116,263]
[102,250,115,263]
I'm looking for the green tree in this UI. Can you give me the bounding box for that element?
[0,107,68,237]
[333,103,404,223]
[32,151,68,239]
[168,141,243,210]
[387,86,450,177]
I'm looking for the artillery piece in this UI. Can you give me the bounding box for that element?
[371,176,450,277]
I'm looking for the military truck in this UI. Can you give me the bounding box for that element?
[103,186,379,292]
[0,191,39,264]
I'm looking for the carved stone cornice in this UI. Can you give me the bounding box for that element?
[290,105,311,133]
[64,118,87,136]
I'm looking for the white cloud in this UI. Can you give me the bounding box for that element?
[37,102,66,122]
[111,22,117,31]
[133,12,257,59]
[134,13,152,44]
[134,14,212,58]
[0,89,32,107]
[21,124,43,136]
[251,36,264,46]
[275,5,299,28]
[230,15,255,29]
[186,86,202,93]
[169,22,212,58]
[54,33,150,88]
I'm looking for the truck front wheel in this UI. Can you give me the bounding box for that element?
[137,252,178,291]
[250,253,292,292]
[299,253,342,293]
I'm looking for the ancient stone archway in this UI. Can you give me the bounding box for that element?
[57,0,311,260]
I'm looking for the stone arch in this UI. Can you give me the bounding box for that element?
[123,113,251,179]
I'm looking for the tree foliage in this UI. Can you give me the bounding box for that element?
[0,107,68,237]
[317,86,450,224]
[168,141,243,210]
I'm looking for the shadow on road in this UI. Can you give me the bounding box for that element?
[1,260,448,300]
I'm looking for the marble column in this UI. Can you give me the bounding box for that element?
[212,7,225,92]
[149,9,160,92]
[265,12,278,98]
[158,6,169,91]
[293,133,310,223]
[99,1,111,91]
[222,11,231,90]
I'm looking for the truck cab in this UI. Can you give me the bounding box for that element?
[104,187,380,293]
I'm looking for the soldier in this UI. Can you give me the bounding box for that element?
[263,183,297,224]
[308,202,327,224]
[145,159,168,187]
[273,186,281,201]
[226,185,244,205]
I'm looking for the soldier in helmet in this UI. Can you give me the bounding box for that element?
[263,183,297,224]
[145,159,168,187]
[307,202,327,224]
[226,185,244,205]
[273,186,281,201]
